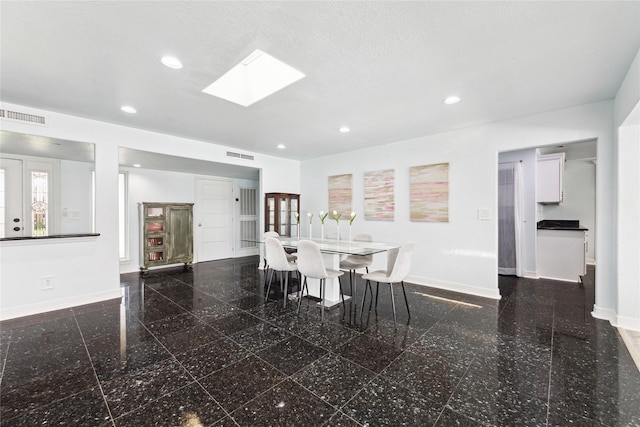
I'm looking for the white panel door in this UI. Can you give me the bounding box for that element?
[195,177,234,261]
[0,158,24,238]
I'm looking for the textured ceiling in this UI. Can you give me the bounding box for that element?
[1,1,638,161]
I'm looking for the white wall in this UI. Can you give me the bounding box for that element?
[301,101,615,303]
[120,167,195,273]
[119,167,260,273]
[613,48,640,331]
[542,158,597,263]
[0,102,300,320]
[616,118,639,330]
[60,160,94,234]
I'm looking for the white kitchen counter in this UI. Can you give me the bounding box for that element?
[537,229,587,282]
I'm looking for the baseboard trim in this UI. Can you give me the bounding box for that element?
[616,315,640,331]
[591,305,616,323]
[0,289,123,321]
[406,276,501,300]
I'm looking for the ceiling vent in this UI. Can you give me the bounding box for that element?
[0,108,48,126]
[226,151,254,161]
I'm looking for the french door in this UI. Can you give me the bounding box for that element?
[0,158,24,238]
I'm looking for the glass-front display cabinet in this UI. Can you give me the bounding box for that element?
[139,202,193,274]
[264,193,299,237]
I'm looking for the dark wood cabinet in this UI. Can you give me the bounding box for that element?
[264,193,299,237]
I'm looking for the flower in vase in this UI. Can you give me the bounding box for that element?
[332,210,341,225]
[294,212,300,224]
[319,211,329,224]
[307,212,313,224]
[349,211,356,225]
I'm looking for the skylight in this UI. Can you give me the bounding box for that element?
[202,49,305,107]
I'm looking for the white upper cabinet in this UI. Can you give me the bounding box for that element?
[537,153,565,204]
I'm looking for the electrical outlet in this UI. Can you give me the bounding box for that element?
[41,276,55,290]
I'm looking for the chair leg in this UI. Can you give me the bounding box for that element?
[350,270,356,303]
[278,272,285,308]
[338,276,345,307]
[320,278,325,322]
[283,272,289,309]
[374,282,380,312]
[264,261,272,288]
[401,281,410,318]
[360,279,370,316]
[297,277,308,313]
[265,269,274,300]
[389,282,397,325]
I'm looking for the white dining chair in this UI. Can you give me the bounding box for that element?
[360,242,414,325]
[264,237,298,308]
[264,231,297,261]
[296,239,345,321]
[339,233,373,303]
[263,231,296,288]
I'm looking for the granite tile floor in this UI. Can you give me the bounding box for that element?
[1,257,639,426]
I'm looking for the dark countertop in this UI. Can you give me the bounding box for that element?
[537,220,588,231]
[0,233,100,242]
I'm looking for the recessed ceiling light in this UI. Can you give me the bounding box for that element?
[202,49,305,107]
[277,144,286,149]
[339,126,350,133]
[160,56,183,69]
[133,164,141,168]
[444,95,461,105]
[121,105,137,114]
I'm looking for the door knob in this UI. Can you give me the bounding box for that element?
[13,218,20,223]
[13,226,21,232]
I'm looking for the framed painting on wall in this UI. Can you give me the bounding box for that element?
[410,163,449,222]
[328,174,352,217]
[364,169,394,221]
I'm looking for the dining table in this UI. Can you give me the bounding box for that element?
[256,236,400,307]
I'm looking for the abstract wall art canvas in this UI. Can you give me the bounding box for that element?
[364,169,394,221]
[410,163,449,222]
[328,174,352,217]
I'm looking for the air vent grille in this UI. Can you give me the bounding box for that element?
[226,151,254,161]
[0,109,47,126]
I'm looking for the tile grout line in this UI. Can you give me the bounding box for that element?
[72,312,116,427]
[545,305,556,427]
[137,306,243,425]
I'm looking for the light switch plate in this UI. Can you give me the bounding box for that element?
[477,208,491,220]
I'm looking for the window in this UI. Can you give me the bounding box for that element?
[239,186,258,249]
[31,171,49,236]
